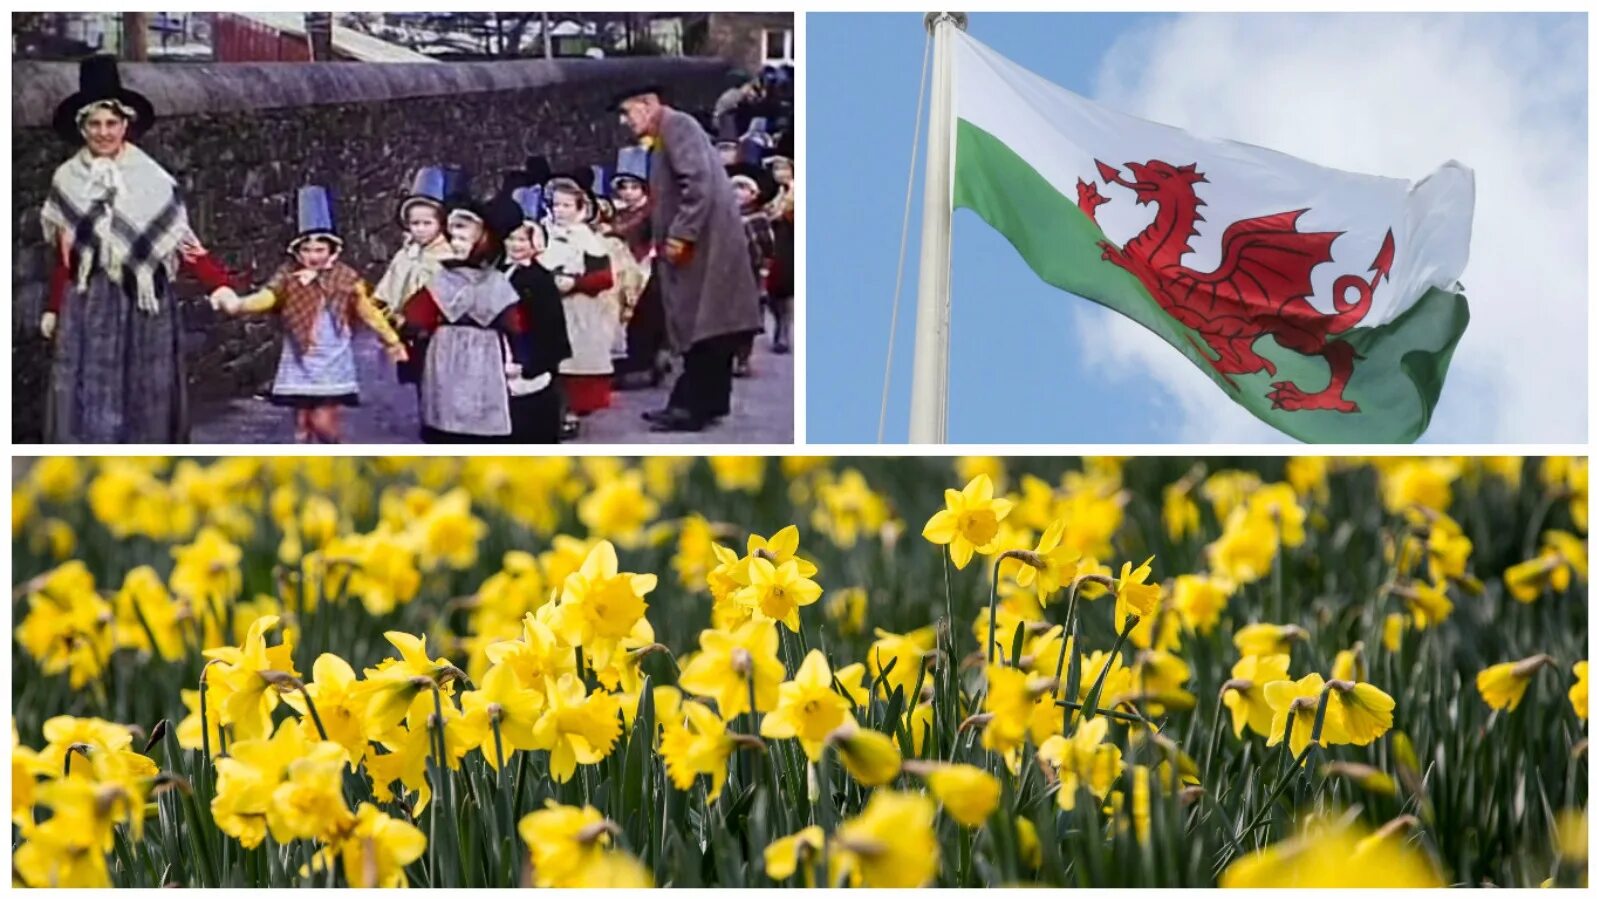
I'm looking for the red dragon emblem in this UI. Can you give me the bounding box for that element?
[1077,160,1394,413]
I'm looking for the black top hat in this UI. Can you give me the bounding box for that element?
[480,192,526,246]
[725,163,778,208]
[608,83,664,112]
[52,54,157,146]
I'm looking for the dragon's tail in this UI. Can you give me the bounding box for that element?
[1328,230,1395,334]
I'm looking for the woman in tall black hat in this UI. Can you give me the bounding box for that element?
[38,54,238,443]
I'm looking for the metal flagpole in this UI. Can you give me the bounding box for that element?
[906,12,967,444]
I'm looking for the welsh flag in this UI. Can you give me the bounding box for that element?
[951,30,1475,443]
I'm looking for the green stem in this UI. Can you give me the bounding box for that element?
[986,562,1000,668]
[297,685,329,741]
[1053,698,1151,726]
[1082,615,1139,719]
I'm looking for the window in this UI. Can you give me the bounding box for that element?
[762,27,792,66]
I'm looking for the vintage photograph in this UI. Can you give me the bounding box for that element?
[12,12,796,444]
[11,455,1589,886]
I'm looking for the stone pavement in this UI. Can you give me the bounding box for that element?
[190,330,794,445]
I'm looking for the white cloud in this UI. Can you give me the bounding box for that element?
[1079,12,1586,444]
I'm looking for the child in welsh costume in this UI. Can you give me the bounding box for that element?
[373,165,461,385]
[727,163,778,378]
[216,186,407,443]
[594,151,653,374]
[764,151,795,355]
[39,55,239,443]
[499,183,573,443]
[542,175,617,435]
[607,145,667,390]
[401,191,532,443]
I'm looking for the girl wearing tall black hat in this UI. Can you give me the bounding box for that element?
[38,54,239,442]
[214,186,408,443]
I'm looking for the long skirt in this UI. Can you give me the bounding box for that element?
[47,273,187,443]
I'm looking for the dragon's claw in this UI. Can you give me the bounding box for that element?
[1265,381,1359,413]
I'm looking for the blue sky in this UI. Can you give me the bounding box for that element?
[806,12,1587,444]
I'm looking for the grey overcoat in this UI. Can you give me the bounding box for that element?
[649,108,762,351]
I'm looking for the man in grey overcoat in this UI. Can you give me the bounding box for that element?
[614,85,762,432]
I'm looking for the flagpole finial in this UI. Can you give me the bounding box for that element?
[924,12,968,33]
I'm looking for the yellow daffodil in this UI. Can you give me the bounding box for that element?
[1207,508,1280,586]
[518,800,616,887]
[1233,622,1304,658]
[458,661,545,770]
[832,790,939,887]
[576,471,658,548]
[1038,716,1124,811]
[867,626,936,701]
[1163,481,1201,541]
[746,525,819,577]
[1220,820,1444,887]
[709,455,767,492]
[279,652,369,765]
[1008,519,1082,600]
[549,539,657,671]
[982,665,1038,758]
[1264,673,1346,758]
[761,650,854,760]
[764,824,825,884]
[736,556,824,631]
[1329,681,1396,745]
[922,474,1015,569]
[325,803,427,887]
[678,619,786,717]
[832,724,903,786]
[529,674,622,782]
[916,762,1001,827]
[657,693,739,802]
[1171,574,1233,635]
[813,469,893,549]
[825,587,869,637]
[1476,655,1554,712]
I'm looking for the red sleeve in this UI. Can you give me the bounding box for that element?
[403,287,442,333]
[180,253,233,293]
[500,303,529,334]
[572,265,614,296]
[47,254,70,315]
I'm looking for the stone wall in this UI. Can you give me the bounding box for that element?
[11,56,729,441]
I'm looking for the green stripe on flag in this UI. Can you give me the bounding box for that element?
[952,119,1469,443]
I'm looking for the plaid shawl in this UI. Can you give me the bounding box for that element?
[266,260,362,354]
[40,144,193,314]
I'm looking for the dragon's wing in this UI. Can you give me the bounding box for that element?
[1165,210,1341,324]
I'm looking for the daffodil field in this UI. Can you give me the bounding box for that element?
[9,455,1590,888]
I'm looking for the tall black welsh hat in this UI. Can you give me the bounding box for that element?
[52,54,157,145]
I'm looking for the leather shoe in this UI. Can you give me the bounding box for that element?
[641,406,682,424]
[649,408,710,432]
